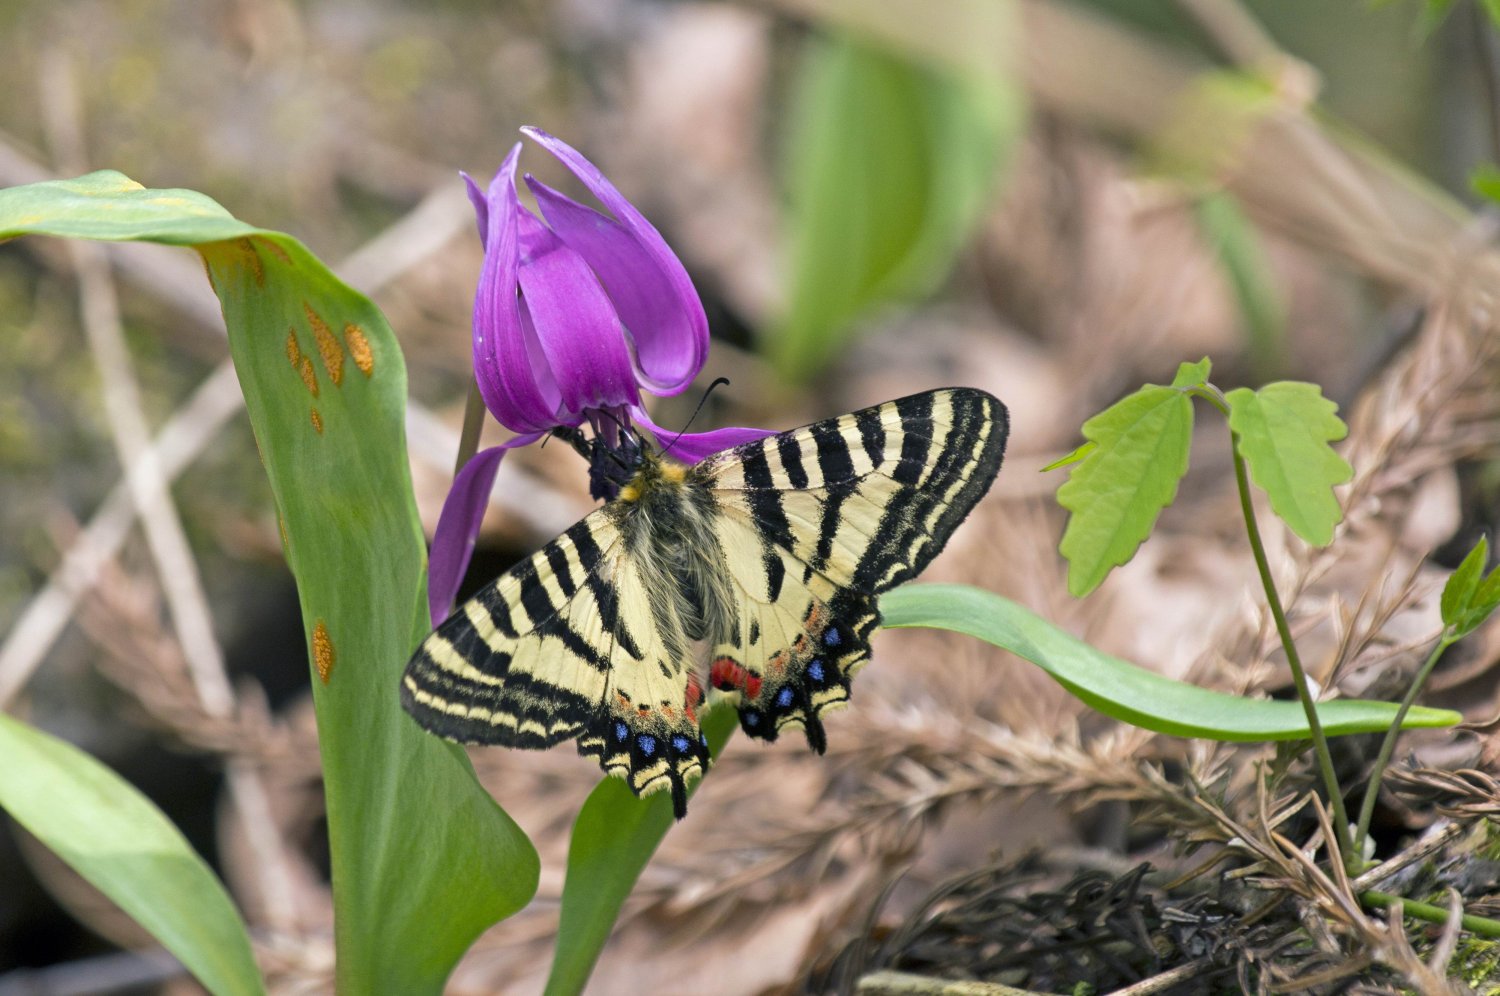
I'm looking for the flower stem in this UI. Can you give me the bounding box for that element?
[1230,438,1355,860]
[1351,634,1455,862]
[1361,889,1500,939]
[455,376,487,475]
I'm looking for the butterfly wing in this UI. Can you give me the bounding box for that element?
[695,388,1008,748]
[401,508,710,816]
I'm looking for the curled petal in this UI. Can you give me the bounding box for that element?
[522,126,708,395]
[514,211,641,417]
[470,148,560,433]
[631,405,776,465]
[427,436,543,625]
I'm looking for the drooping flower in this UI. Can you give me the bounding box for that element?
[428,127,771,624]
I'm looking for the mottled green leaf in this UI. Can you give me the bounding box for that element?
[881,584,1462,739]
[1056,385,1195,597]
[1227,382,1353,547]
[0,714,263,996]
[0,171,538,994]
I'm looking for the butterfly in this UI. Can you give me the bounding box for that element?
[401,387,1008,818]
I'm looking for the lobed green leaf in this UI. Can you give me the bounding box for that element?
[1171,357,1213,389]
[1,171,538,994]
[0,714,264,996]
[1056,385,1195,597]
[771,28,1022,383]
[1226,382,1353,547]
[880,584,1462,740]
[545,708,738,996]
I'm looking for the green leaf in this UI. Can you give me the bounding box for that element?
[1056,385,1195,597]
[880,584,1463,739]
[1195,192,1285,381]
[1041,440,1095,472]
[1442,536,1500,638]
[771,26,1023,383]
[1441,536,1487,630]
[1227,382,1353,547]
[545,708,738,996]
[0,171,539,993]
[1471,164,1500,205]
[1171,357,1212,389]
[0,714,263,996]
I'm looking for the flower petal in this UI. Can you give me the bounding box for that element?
[630,405,776,464]
[522,126,708,395]
[515,210,641,417]
[427,436,542,625]
[470,148,561,433]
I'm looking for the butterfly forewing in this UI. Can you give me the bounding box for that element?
[695,388,1008,749]
[401,512,622,747]
[401,387,1007,819]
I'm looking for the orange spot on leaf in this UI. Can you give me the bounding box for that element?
[259,237,292,266]
[285,328,301,367]
[344,324,374,377]
[312,620,335,684]
[310,407,323,434]
[234,238,264,287]
[298,356,318,397]
[304,304,343,385]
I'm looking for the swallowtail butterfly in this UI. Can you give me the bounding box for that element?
[402,388,1008,817]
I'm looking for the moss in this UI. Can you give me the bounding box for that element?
[1450,937,1500,993]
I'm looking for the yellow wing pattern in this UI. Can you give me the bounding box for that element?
[401,388,1007,819]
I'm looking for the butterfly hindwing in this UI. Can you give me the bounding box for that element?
[696,388,1008,748]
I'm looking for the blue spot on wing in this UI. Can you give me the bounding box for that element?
[614,722,630,742]
[744,711,760,727]
[672,735,691,753]
[638,734,657,757]
[808,660,825,682]
[776,687,794,708]
[823,626,842,648]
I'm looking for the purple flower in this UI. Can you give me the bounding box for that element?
[428,127,771,624]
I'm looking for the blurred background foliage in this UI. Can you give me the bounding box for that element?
[3,0,1500,991]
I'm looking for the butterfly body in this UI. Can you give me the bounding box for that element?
[402,388,1008,817]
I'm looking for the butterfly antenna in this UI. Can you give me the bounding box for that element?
[660,378,730,459]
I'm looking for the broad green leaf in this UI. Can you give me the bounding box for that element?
[1056,385,1195,597]
[1041,440,1096,472]
[1171,357,1212,389]
[0,172,538,993]
[881,584,1462,739]
[0,714,263,996]
[545,708,738,996]
[771,24,1023,383]
[1441,536,1487,630]
[1226,382,1353,547]
[1195,191,1286,381]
